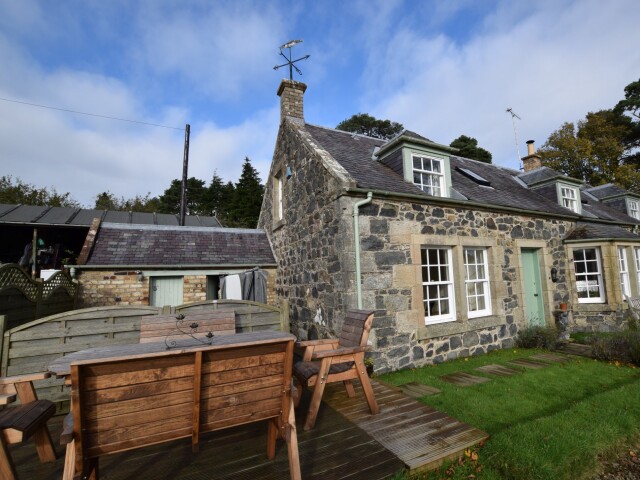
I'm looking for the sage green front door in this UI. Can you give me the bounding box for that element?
[150,276,183,307]
[521,249,545,326]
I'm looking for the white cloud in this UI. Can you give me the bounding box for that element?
[134,2,286,100]
[361,0,640,169]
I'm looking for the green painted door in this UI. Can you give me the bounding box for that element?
[150,276,184,307]
[521,249,545,326]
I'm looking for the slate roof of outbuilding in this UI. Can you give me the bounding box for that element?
[84,223,275,267]
[564,222,640,241]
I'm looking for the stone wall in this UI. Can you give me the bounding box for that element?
[259,122,633,374]
[258,121,352,338]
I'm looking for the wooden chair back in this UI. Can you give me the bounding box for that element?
[139,311,236,344]
[337,310,374,348]
[69,335,299,478]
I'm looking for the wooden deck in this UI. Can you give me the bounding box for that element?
[322,380,489,472]
[13,380,487,479]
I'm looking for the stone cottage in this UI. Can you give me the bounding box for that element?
[258,79,640,373]
[73,220,277,308]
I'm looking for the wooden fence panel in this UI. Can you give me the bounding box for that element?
[0,264,78,329]
[177,300,289,333]
[0,300,289,409]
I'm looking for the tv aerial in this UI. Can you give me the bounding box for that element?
[506,107,523,167]
[273,39,310,81]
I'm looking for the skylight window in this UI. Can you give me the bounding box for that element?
[455,166,491,186]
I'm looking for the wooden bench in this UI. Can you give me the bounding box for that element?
[139,311,236,344]
[60,332,301,480]
[0,372,57,480]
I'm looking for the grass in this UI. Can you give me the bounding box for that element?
[380,349,640,480]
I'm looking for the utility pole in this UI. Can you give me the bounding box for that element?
[180,124,190,226]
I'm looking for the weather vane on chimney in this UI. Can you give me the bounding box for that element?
[273,39,310,81]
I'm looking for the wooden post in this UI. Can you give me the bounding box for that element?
[0,316,6,376]
[31,228,38,279]
[180,124,190,226]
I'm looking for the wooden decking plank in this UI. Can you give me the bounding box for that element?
[530,353,572,364]
[475,364,521,376]
[398,382,441,397]
[439,372,491,386]
[508,358,549,369]
[322,380,489,472]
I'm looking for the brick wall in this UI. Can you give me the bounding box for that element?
[77,268,278,308]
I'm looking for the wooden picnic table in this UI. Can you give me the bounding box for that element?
[47,331,301,480]
[48,330,295,380]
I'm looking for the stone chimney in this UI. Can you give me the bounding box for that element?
[521,140,542,172]
[277,79,307,123]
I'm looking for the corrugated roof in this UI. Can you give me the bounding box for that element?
[84,223,275,267]
[0,204,222,228]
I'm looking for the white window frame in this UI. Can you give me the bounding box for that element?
[635,247,640,296]
[413,155,445,197]
[573,247,605,303]
[560,185,580,213]
[464,247,492,318]
[421,247,456,324]
[618,247,630,298]
[628,199,640,219]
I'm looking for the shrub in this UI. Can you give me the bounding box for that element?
[590,331,640,366]
[516,326,559,349]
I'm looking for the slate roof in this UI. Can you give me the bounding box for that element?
[517,166,580,186]
[0,204,222,228]
[583,183,629,200]
[564,222,640,241]
[304,124,579,216]
[84,223,275,267]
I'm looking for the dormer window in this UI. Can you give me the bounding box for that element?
[559,185,580,213]
[627,198,639,219]
[413,155,444,196]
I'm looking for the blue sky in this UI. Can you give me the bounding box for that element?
[1,0,639,207]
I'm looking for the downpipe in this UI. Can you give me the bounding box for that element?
[353,192,373,309]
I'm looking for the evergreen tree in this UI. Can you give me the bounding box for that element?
[336,113,404,140]
[157,177,207,215]
[449,135,493,163]
[202,171,235,223]
[226,157,264,228]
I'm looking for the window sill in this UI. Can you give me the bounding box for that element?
[417,315,504,340]
[272,219,285,232]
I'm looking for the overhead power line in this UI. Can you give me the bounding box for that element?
[0,96,184,131]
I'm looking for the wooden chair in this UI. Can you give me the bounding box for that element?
[625,294,640,321]
[292,309,379,430]
[0,372,57,480]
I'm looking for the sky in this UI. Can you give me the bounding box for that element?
[1,0,639,208]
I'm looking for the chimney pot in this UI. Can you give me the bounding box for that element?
[521,140,542,172]
[526,140,535,156]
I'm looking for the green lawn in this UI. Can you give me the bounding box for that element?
[380,349,640,480]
